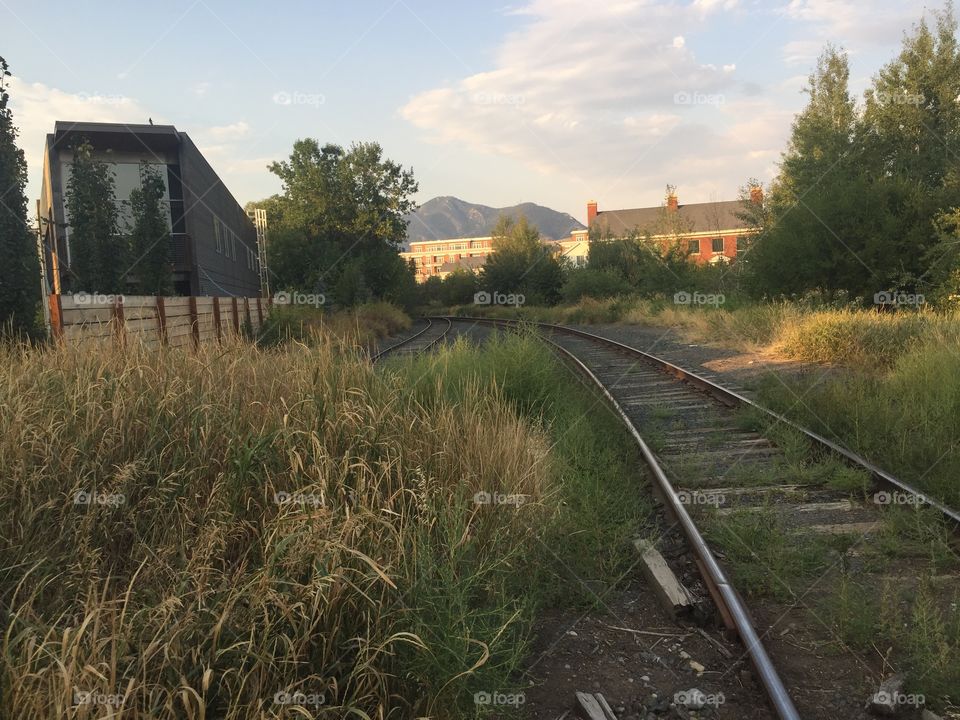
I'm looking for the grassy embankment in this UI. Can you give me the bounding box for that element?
[0,311,653,718]
[455,298,960,506]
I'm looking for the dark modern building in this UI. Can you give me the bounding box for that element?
[39,121,263,297]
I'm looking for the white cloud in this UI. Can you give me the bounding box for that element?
[783,0,924,45]
[401,0,785,209]
[7,76,154,202]
[204,121,251,141]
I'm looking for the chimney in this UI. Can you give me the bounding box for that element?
[750,185,764,204]
[666,185,678,212]
[587,200,598,227]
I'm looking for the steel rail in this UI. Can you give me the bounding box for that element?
[532,329,802,720]
[370,316,452,363]
[448,315,960,526]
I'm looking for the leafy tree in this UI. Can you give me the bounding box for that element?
[860,3,960,295]
[262,140,418,305]
[481,215,562,305]
[561,267,633,302]
[440,268,478,305]
[746,46,873,299]
[65,140,123,293]
[587,226,690,296]
[0,56,40,337]
[128,163,172,295]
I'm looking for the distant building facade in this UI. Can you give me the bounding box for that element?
[401,236,495,282]
[39,121,263,297]
[586,186,761,263]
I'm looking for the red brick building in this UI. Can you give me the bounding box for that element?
[586,186,761,263]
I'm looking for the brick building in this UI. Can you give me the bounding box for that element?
[401,236,495,282]
[586,186,761,263]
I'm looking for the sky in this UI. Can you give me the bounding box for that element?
[1,0,946,224]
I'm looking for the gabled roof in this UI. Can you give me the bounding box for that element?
[595,200,750,237]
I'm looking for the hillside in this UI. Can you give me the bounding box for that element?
[405,196,584,245]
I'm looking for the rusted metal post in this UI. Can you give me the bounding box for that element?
[48,294,64,343]
[213,296,222,342]
[188,296,200,349]
[231,297,240,334]
[156,296,167,345]
[113,295,126,348]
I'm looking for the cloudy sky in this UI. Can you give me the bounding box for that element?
[1,0,941,222]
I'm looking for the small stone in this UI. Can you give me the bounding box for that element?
[628,677,635,683]
[679,650,691,660]
[566,630,578,636]
[869,673,905,716]
[564,663,571,670]
[640,675,650,682]
[689,660,706,673]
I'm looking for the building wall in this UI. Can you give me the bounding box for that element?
[402,236,494,282]
[177,134,261,297]
[39,123,261,298]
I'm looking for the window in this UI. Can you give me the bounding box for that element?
[711,237,724,253]
[214,219,222,254]
[687,239,699,254]
[231,232,237,260]
[736,235,750,252]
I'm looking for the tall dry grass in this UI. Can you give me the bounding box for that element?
[0,335,553,718]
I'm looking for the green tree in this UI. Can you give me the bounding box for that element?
[440,268,478,306]
[481,215,562,305]
[0,56,40,337]
[65,140,123,293]
[861,3,960,295]
[746,46,874,299]
[263,140,418,304]
[128,163,172,295]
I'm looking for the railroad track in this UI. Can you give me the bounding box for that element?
[442,316,960,720]
[370,316,453,362]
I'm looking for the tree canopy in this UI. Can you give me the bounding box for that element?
[0,55,40,337]
[259,139,418,307]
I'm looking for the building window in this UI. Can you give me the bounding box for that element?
[736,235,750,252]
[711,237,724,253]
[687,239,699,254]
[214,219,222,254]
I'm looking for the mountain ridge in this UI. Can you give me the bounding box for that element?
[404,196,585,246]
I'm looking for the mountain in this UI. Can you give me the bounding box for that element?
[404,196,585,246]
